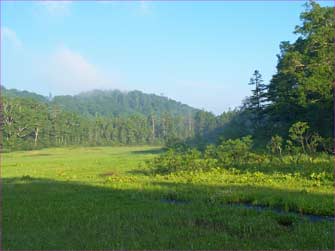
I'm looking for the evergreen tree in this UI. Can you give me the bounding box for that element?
[246,70,267,112]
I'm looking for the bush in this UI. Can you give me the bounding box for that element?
[286,122,324,163]
[216,136,253,165]
[147,128,331,175]
[267,135,283,157]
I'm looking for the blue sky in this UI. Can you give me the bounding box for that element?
[1,1,333,114]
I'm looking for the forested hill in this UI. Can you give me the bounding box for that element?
[1,87,48,103]
[1,87,198,117]
[1,86,210,151]
[51,90,198,117]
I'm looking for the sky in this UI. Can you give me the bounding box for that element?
[1,1,333,115]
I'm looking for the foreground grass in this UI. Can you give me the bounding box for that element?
[2,146,334,250]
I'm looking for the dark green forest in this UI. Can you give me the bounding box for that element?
[1,2,333,152]
[1,87,207,150]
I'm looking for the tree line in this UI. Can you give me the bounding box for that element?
[1,93,226,151]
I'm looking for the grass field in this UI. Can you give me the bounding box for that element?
[2,146,334,250]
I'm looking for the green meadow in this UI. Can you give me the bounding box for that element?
[2,146,333,250]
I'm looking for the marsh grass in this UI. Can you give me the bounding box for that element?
[2,146,334,250]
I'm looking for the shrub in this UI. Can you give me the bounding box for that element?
[289,121,310,154]
[216,136,253,165]
[267,135,283,157]
[287,122,324,162]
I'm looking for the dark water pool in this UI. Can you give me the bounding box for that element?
[160,198,334,223]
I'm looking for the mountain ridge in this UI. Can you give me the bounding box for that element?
[1,86,201,118]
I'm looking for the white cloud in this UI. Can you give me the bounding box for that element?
[40,47,120,94]
[1,27,23,48]
[37,1,71,16]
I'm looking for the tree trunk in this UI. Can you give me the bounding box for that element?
[188,115,192,137]
[34,127,39,147]
[151,116,155,141]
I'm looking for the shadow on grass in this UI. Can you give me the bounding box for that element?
[126,169,152,175]
[130,148,165,155]
[24,153,53,157]
[2,177,334,250]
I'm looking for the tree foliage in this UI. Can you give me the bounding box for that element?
[0,94,212,151]
[266,1,333,139]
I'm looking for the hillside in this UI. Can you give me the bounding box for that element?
[1,87,198,118]
[51,90,198,117]
[1,87,206,150]
[1,86,48,103]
